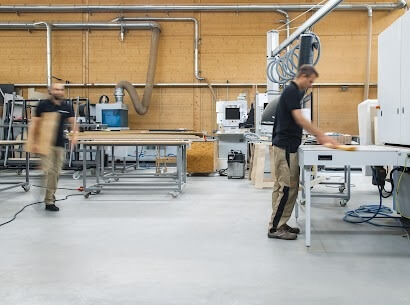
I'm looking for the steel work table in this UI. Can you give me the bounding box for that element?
[298,145,408,249]
[0,140,30,192]
[79,139,192,198]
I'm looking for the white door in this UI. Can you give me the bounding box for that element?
[378,18,402,145]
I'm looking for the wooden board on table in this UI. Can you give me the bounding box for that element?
[25,112,59,155]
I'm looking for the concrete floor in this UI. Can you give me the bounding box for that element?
[0,172,409,305]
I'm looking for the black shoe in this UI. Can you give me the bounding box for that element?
[45,204,60,212]
[282,223,301,234]
[267,227,297,240]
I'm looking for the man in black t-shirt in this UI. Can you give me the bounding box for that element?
[268,65,337,240]
[31,83,77,212]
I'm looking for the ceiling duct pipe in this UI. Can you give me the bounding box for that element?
[112,17,204,80]
[115,27,161,115]
[0,1,406,13]
[364,6,373,101]
[271,0,343,57]
[0,21,161,116]
[33,22,52,88]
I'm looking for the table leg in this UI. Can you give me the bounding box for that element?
[96,146,100,184]
[177,145,182,192]
[111,146,115,176]
[346,165,351,201]
[136,146,139,169]
[101,146,105,177]
[82,144,87,191]
[25,150,30,185]
[183,145,187,184]
[304,165,311,248]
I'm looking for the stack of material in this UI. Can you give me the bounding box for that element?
[187,140,218,174]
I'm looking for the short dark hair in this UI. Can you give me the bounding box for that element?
[296,64,319,78]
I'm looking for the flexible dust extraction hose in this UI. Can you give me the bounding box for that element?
[115,27,160,115]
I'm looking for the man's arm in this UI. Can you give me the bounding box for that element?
[292,109,338,145]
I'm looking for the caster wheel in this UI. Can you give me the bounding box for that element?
[339,186,346,193]
[22,185,30,192]
[84,193,90,199]
[17,169,22,176]
[114,177,119,182]
[300,199,306,206]
[339,199,348,207]
[91,168,96,175]
[73,171,81,180]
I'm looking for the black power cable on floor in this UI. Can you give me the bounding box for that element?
[0,192,88,228]
[343,166,410,230]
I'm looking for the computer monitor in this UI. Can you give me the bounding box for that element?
[225,107,240,120]
[102,109,128,128]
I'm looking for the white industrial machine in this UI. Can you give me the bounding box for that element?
[216,95,248,132]
[377,10,410,219]
[215,94,249,170]
[377,10,410,145]
[95,102,129,130]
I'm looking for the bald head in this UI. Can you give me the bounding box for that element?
[49,83,65,101]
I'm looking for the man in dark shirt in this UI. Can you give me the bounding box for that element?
[31,83,77,211]
[268,65,337,240]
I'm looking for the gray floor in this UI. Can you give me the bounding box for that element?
[0,171,409,305]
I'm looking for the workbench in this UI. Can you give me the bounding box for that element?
[77,133,195,198]
[0,140,30,192]
[298,145,409,248]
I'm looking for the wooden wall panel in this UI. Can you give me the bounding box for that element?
[313,86,377,135]
[0,0,407,135]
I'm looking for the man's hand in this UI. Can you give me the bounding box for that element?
[70,131,78,149]
[317,134,339,147]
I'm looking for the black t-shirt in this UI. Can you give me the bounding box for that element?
[272,81,305,153]
[35,99,74,147]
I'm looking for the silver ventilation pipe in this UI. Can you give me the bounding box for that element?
[112,17,204,80]
[0,2,405,13]
[272,0,343,57]
[276,9,291,50]
[0,21,160,31]
[33,22,52,88]
[364,6,373,101]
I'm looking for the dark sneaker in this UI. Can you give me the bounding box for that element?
[45,204,60,212]
[268,227,297,240]
[282,223,301,234]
